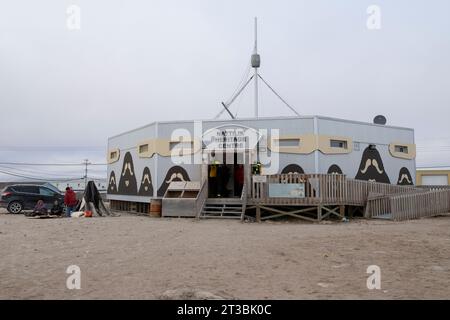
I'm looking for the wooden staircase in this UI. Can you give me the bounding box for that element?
[199,198,245,220]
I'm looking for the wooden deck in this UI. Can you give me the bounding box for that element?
[249,174,450,221]
[110,174,450,222]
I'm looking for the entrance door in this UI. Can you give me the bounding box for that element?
[207,152,246,198]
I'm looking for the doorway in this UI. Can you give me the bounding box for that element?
[207,152,245,198]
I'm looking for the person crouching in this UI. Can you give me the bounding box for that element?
[51,200,64,216]
[32,200,48,216]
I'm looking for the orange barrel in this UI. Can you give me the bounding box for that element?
[149,199,162,217]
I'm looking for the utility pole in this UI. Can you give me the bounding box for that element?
[83,159,91,187]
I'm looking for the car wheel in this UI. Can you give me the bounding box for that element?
[7,201,23,214]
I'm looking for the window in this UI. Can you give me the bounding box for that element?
[395,145,408,154]
[277,139,300,147]
[39,187,55,196]
[108,148,120,163]
[330,140,348,149]
[389,142,415,159]
[139,144,149,154]
[169,141,194,151]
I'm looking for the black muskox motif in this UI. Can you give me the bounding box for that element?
[355,146,390,184]
[118,152,138,195]
[327,164,343,175]
[107,171,118,194]
[138,167,154,196]
[397,167,414,185]
[157,166,191,197]
[281,164,305,174]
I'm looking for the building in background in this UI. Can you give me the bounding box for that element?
[416,167,450,186]
[51,179,107,192]
[0,179,107,193]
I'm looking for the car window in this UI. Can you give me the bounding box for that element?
[39,187,55,196]
[15,186,39,194]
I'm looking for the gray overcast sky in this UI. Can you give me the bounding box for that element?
[0,0,449,180]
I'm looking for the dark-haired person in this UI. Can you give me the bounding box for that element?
[64,187,77,217]
[50,200,64,216]
[32,200,48,216]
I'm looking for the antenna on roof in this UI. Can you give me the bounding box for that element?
[252,17,260,118]
[215,18,300,120]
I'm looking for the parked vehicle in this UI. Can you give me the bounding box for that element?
[0,184,65,214]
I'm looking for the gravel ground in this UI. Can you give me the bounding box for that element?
[0,209,449,299]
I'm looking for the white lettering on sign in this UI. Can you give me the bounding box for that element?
[253,175,267,183]
[203,126,260,151]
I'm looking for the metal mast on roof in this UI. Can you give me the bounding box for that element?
[252,17,260,118]
[216,17,300,119]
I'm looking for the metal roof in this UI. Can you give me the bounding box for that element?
[417,167,450,171]
[109,115,414,140]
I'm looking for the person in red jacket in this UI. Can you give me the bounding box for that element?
[64,187,78,217]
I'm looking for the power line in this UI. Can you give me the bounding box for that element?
[0,162,107,166]
[0,169,83,182]
[0,165,83,178]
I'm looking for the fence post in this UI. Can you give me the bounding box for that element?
[256,205,261,222]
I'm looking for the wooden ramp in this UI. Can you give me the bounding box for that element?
[367,188,450,221]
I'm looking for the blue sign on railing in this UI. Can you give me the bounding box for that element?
[268,183,305,198]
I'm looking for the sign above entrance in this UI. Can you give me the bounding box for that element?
[202,124,262,152]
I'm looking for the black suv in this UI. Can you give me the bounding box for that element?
[0,184,65,214]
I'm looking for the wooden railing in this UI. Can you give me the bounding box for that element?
[250,173,450,221]
[251,174,425,206]
[366,189,450,221]
[195,179,208,218]
[390,190,450,221]
[346,179,424,206]
[240,181,248,220]
[252,174,343,205]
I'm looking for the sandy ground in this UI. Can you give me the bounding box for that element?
[0,208,449,300]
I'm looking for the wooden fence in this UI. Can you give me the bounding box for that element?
[346,179,424,206]
[251,174,347,205]
[251,174,425,206]
[251,173,450,221]
[367,189,450,221]
[194,179,208,218]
